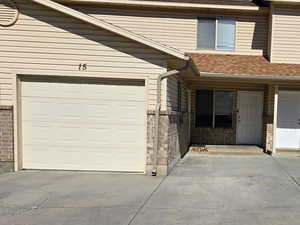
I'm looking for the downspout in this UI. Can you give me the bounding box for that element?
[152,60,190,176]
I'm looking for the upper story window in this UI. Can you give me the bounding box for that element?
[197,18,236,51]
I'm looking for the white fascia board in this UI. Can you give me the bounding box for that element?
[199,72,300,80]
[30,0,189,60]
[268,0,300,3]
[55,0,262,11]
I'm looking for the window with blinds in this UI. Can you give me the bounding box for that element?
[197,18,236,51]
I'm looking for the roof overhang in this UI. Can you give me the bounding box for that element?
[55,0,263,11]
[266,0,300,4]
[198,72,300,81]
[268,0,300,2]
[30,0,189,60]
[188,53,300,80]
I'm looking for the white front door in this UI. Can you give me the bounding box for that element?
[237,91,263,145]
[276,91,300,149]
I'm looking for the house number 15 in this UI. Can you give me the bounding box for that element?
[79,63,87,71]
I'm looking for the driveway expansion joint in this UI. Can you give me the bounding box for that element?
[271,156,300,190]
[127,175,167,225]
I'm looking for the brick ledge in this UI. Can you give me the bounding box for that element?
[147,110,189,115]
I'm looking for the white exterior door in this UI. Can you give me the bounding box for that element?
[237,91,263,145]
[276,91,300,149]
[21,78,146,172]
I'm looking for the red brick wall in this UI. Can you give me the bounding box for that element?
[0,106,14,162]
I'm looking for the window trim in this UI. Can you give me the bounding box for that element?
[195,89,235,128]
[197,17,236,51]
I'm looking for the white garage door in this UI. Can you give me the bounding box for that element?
[21,78,146,172]
[277,91,300,149]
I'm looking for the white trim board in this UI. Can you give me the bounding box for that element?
[55,0,263,11]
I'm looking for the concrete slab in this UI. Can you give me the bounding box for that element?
[131,207,300,225]
[273,157,300,184]
[1,152,300,225]
[171,154,284,178]
[132,152,300,225]
[0,171,163,225]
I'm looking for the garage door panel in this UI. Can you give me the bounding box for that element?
[83,82,145,101]
[21,78,146,172]
[22,99,54,120]
[23,148,146,171]
[277,91,300,149]
[22,124,51,143]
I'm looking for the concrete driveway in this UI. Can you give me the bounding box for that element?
[1,153,300,225]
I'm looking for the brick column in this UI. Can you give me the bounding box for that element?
[265,85,277,153]
[0,106,14,172]
[146,110,190,176]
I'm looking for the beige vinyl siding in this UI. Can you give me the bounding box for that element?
[167,75,188,112]
[72,6,268,55]
[0,71,13,105]
[271,6,300,64]
[0,1,169,110]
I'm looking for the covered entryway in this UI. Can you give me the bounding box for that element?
[236,91,264,145]
[21,77,146,172]
[276,91,300,150]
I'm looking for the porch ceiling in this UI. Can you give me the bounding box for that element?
[188,53,300,78]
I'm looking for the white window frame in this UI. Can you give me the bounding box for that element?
[197,17,236,51]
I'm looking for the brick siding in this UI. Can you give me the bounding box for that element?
[0,106,14,162]
[147,110,190,176]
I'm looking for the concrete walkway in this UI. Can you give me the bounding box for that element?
[1,153,300,225]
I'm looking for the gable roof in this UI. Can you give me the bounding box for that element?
[189,53,300,79]
[30,0,189,60]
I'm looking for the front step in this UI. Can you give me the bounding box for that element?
[274,149,300,158]
[189,145,264,156]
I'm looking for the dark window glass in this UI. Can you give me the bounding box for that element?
[197,18,215,49]
[196,90,213,127]
[214,91,233,128]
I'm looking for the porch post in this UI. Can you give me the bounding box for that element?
[187,89,192,144]
[265,84,277,154]
[272,85,279,154]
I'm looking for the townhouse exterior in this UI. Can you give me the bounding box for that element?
[0,0,300,175]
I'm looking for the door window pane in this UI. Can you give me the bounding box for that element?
[215,91,234,128]
[217,19,236,50]
[196,90,214,127]
[197,18,215,49]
